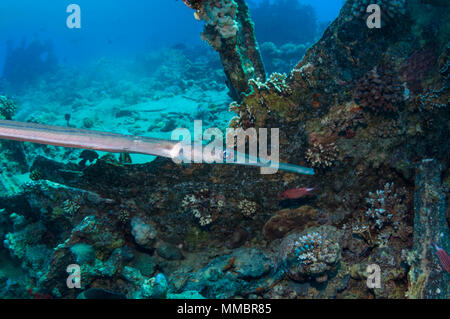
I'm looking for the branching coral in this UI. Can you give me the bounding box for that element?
[416,85,449,111]
[305,140,338,168]
[61,198,81,217]
[365,182,408,230]
[278,227,341,282]
[355,65,404,114]
[228,101,257,130]
[238,199,257,218]
[352,222,376,247]
[265,73,293,96]
[245,73,292,96]
[294,232,324,265]
[182,188,225,226]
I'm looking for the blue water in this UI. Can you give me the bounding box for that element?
[0,0,343,74]
[0,0,345,150]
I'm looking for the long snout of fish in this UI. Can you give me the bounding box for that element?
[0,119,315,175]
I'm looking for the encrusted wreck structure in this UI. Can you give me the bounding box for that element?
[183,0,266,100]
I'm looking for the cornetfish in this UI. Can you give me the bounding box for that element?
[0,119,315,175]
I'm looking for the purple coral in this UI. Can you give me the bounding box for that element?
[355,65,404,114]
[365,182,408,230]
[400,46,438,94]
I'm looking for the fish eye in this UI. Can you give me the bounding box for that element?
[223,150,231,159]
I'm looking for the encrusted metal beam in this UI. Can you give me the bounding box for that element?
[183,0,266,101]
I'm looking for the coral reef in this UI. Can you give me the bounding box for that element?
[365,182,408,230]
[278,226,342,283]
[228,72,294,129]
[320,102,366,137]
[182,188,225,226]
[305,133,338,169]
[181,247,274,298]
[238,199,257,218]
[2,39,58,90]
[0,96,17,120]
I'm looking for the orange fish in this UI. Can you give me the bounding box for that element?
[277,187,315,200]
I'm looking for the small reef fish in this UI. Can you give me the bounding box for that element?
[434,243,450,273]
[277,187,315,200]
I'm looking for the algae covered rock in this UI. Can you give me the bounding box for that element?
[350,246,407,299]
[182,247,273,298]
[122,267,169,299]
[156,242,184,261]
[263,205,319,240]
[130,216,157,250]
